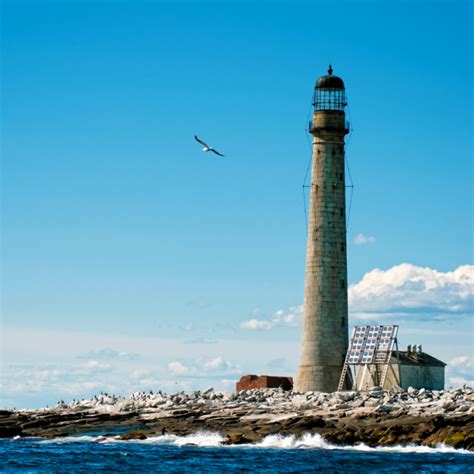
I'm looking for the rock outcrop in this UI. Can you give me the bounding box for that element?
[1,387,472,450]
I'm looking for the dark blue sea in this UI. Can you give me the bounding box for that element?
[1,432,472,473]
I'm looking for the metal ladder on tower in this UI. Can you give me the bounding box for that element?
[337,352,351,391]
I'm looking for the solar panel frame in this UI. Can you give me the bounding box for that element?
[346,325,398,365]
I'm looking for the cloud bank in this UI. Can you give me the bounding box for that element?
[349,264,473,320]
[2,264,472,408]
[240,264,473,328]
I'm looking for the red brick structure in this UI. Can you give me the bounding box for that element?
[236,375,293,392]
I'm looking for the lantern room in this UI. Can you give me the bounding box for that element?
[313,65,347,111]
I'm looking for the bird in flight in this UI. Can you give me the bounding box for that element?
[194,135,225,157]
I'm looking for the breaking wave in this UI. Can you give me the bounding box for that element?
[253,433,472,454]
[37,432,224,447]
[39,435,108,444]
[27,432,472,454]
[107,432,225,448]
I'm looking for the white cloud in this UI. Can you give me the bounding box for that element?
[131,369,151,379]
[240,306,302,331]
[204,356,227,370]
[349,264,473,320]
[449,355,473,372]
[85,360,112,371]
[354,233,376,245]
[448,376,474,388]
[240,319,272,330]
[167,357,241,376]
[203,356,240,372]
[447,355,473,388]
[1,328,300,408]
[168,361,189,374]
[1,363,114,400]
[78,348,139,361]
[272,308,301,326]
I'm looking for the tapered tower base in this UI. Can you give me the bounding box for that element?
[295,365,346,393]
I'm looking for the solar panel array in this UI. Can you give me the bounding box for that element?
[347,325,398,365]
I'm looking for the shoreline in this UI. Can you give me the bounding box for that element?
[1,387,473,450]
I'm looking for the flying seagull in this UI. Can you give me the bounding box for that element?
[194,135,225,157]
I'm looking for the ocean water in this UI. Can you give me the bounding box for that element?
[1,432,472,473]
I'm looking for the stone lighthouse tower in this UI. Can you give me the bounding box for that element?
[295,66,350,392]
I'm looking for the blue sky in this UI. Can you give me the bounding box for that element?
[1,0,472,408]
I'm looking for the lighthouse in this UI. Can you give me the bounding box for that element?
[295,66,350,392]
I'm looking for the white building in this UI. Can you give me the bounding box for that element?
[354,345,446,391]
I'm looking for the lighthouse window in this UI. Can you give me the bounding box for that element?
[314,88,347,111]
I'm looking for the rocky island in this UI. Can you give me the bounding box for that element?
[1,386,473,450]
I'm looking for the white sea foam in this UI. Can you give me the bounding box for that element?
[253,433,472,455]
[145,432,225,447]
[337,441,471,455]
[255,433,332,450]
[11,435,43,442]
[34,432,472,455]
[39,435,107,444]
[99,432,225,448]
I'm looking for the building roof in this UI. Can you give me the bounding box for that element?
[395,351,446,367]
[315,65,345,90]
